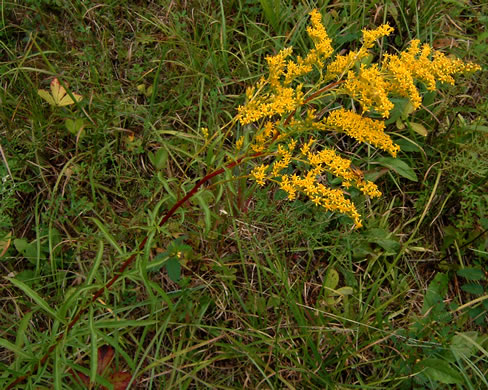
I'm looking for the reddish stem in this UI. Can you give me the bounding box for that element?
[7,80,340,388]
[6,150,265,389]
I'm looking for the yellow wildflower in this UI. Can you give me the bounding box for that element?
[306,10,334,62]
[362,24,394,49]
[382,40,481,109]
[325,108,400,157]
[344,64,394,117]
[267,47,293,88]
[235,9,480,229]
[325,50,367,80]
[251,164,269,186]
[236,136,244,151]
[357,180,382,198]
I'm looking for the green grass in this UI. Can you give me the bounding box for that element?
[1,0,488,388]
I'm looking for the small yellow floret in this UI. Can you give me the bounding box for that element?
[251,164,269,186]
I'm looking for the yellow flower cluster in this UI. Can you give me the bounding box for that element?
[236,136,244,151]
[280,173,363,227]
[362,24,394,49]
[344,64,394,117]
[324,108,400,157]
[325,24,393,81]
[251,164,268,186]
[251,121,277,152]
[238,9,479,228]
[304,9,334,67]
[237,10,335,125]
[382,40,481,109]
[237,82,301,125]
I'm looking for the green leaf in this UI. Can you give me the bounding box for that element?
[166,257,181,282]
[461,283,484,295]
[366,228,401,254]
[422,272,448,315]
[259,0,280,32]
[0,337,34,360]
[375,157,418,182]
[450,332,478,359]
[408,122,428,136]
[95,319,157,328]
[334,286,354,296]
[91,218,124,255]
[148,148,168,170]
[194,192,213,233]
[324,268,339,290]
[402,101,415,118]
[146,251,168,272]
[457,268,485,281]
[416,358,464,384]
[395,138,421,152]
[9,277,66,323]
[13,238,37,265]
[65,118,85,136]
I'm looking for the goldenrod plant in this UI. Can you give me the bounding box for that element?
[4,7,482,389]
[239,9,480,228]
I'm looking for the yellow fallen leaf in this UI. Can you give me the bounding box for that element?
[38,78,82,107]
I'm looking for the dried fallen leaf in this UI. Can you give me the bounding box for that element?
[38,78,82,107]
[70,346,133,389]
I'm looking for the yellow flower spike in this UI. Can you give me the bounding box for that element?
[325,109,400,157]
[325,50,366,80]
[306,9,334,61]
[251,164,269,186]
[362,24,394,49]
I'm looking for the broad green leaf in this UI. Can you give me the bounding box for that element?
[461,283,484,295]
[450,332,478,359]
[65,118,85,135]
[376,157,418,182]
[409,122,428,136]
[13,238,37,264]
[395,138,422,153]
[335,286,354,296]
[324,268,339,290]
[9,277,65,323]
[422,272,448,315]
[395,118,405,129]
[166,257,181,283]
[402,101,415,118]
[457,268,485,281]
[148,148,168,170]
[366,227,401,254]
[416,358,463,384]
